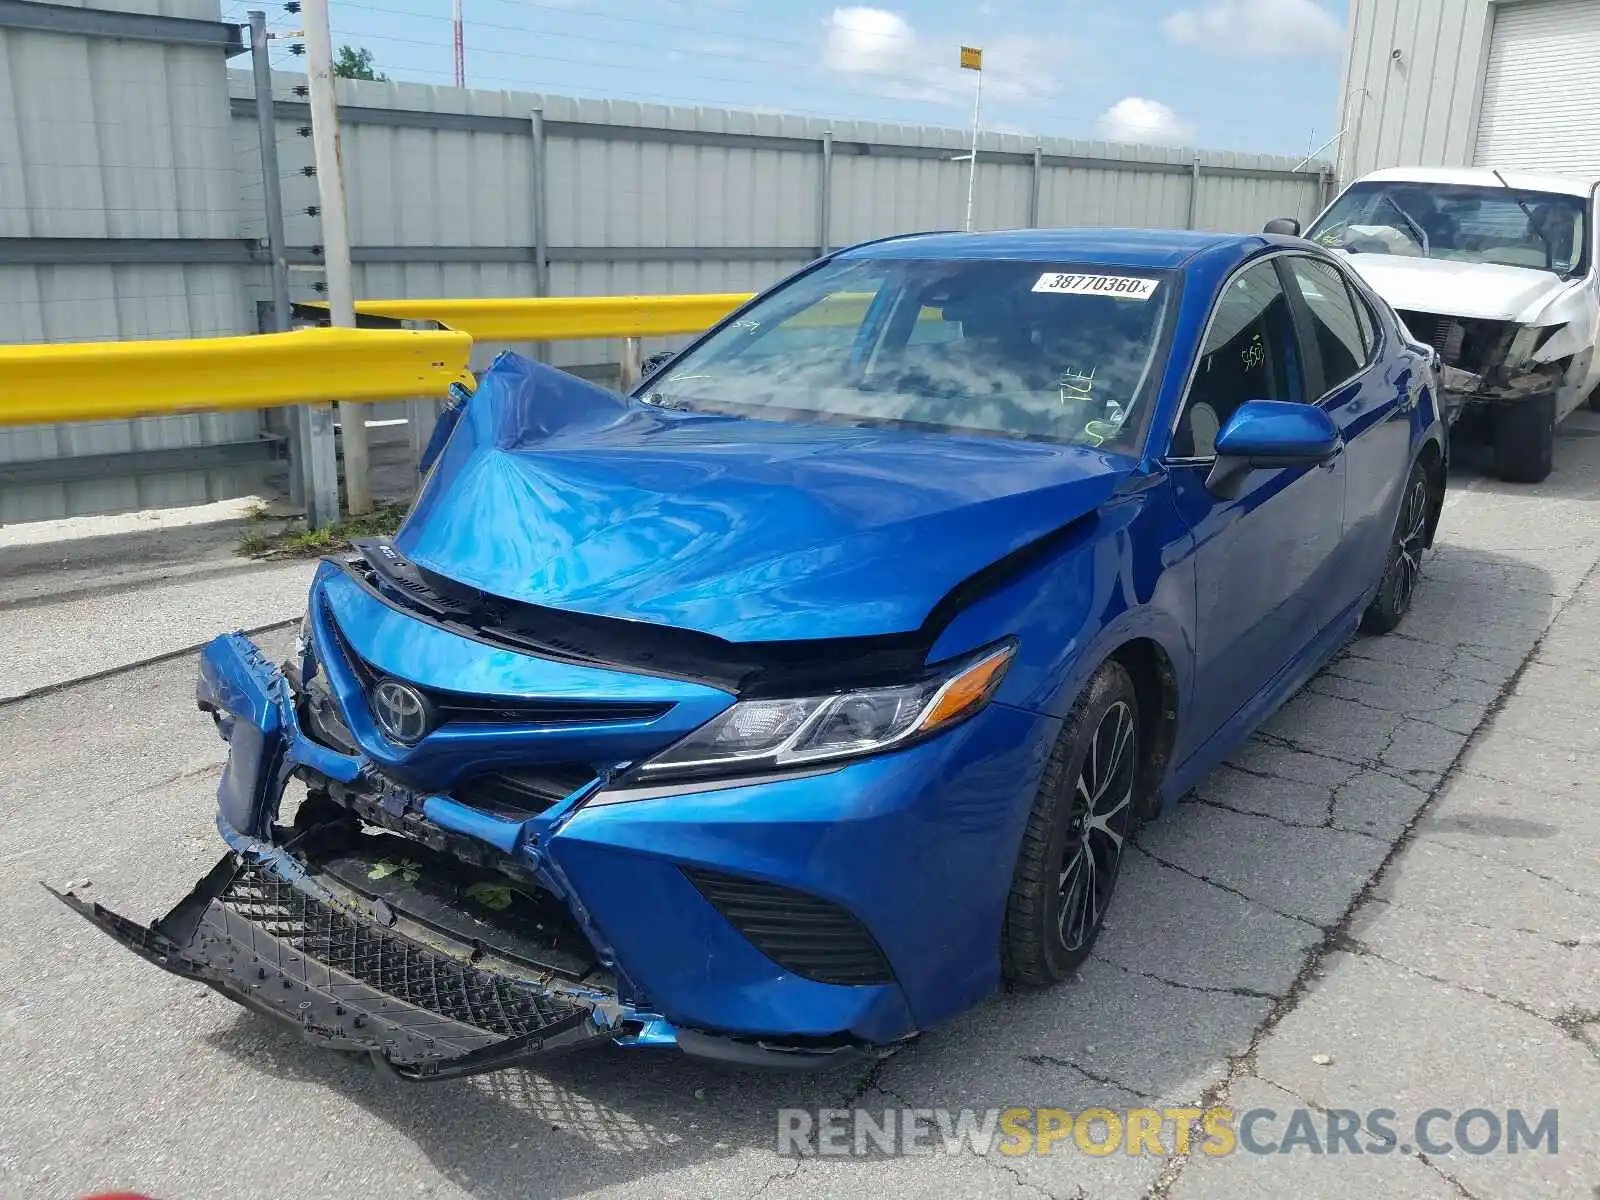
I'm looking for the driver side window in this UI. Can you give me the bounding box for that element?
[1171,260,1301,459]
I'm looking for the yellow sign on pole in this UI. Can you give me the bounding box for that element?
[960,45,982,71]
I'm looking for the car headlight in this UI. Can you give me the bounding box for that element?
[634,641,1017,782]
[1507,323,1564,368]
[1506,325,1542,367]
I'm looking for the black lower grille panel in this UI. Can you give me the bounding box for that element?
[682,866,894,987]
[454,764,596,819]
[223,865,580,1038]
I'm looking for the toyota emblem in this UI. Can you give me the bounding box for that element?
[371,678,432,744]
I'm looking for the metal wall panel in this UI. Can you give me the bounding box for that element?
[1335,0,1494,183]
[231,71,1323,376]
[0,1,255,523]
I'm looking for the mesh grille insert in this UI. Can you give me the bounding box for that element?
[222,866,583,1038]
[682,866,894,987]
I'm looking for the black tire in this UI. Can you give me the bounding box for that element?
[1492,394,1555,483]
[1361,460,1432,635]
[1588,383,1600,413]
[1002,660,1141,985]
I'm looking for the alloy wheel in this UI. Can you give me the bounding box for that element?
[1057,699,1137,952]
[1390,475,1430,616]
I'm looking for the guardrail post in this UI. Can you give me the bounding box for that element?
[248,10,310,510]
[1186,155,1202,230]
[618,337,641,392]
[1029,144,1042,228]
[303,0,367,521]
[818,130,833,257]
[530,108,551,364]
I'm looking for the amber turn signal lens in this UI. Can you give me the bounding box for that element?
[916,643,1016,733]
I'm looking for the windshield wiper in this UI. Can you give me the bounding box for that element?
[1378,193,1429,256]
[1491,168,1560,276]
[641,391,694,412]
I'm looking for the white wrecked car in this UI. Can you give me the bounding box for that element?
[1271,166,1599,483]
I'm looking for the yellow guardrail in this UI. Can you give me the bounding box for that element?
[0,327,474,427]
[327,291,940,339]
[335,293,754,342]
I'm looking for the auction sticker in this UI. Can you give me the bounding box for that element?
[1032,273,1160,300]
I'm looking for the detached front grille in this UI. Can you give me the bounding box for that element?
[683,866,894,987]
[321,602,672,728]
[222,865,583,1038]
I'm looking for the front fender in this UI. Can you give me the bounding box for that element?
[927,480,1195,729]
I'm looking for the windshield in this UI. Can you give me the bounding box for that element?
[640,256,1175,450]
[1308,181,1589,276]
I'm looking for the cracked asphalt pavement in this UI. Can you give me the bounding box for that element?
[3,419,1600,1199]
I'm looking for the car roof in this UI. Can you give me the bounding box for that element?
[1356,165,1598,197]
[836,227,1260,270]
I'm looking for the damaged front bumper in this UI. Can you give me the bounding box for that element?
[49,632,890,1076]
[51,602,1053,1075]
[1439,361,1562,418]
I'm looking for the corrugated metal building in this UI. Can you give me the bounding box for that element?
[1336,0,1600,182]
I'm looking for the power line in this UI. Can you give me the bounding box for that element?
[322,25,981,126]
[334,0,934,88]
[347,0,915,58]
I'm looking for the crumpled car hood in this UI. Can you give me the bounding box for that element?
[394,354,1132,643]
[1338,251,1579,323]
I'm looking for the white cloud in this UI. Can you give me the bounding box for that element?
[822,7,1077,108]
[1163,0,1342,56]
[1097,97,1195,144]
[826,7,916,73]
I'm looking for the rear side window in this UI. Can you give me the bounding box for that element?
[1347,279,1377,356]
[1284,257,1369,391]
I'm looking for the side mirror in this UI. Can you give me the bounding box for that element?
[1205,400,1342,499]
[1262,217,1302,237]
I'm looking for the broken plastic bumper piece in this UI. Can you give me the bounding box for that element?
[48,850,611,1081]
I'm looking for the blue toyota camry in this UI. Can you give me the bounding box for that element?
[58,229,1446,1077]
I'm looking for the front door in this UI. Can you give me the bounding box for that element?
[1164,256,1346,762]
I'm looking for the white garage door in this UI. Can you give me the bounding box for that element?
[1474,0,1600,175]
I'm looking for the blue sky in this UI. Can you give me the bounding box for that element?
[256,0,1350,158]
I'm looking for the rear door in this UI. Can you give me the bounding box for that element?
[1164,256,1346,760]
[1279,254,1413,603]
